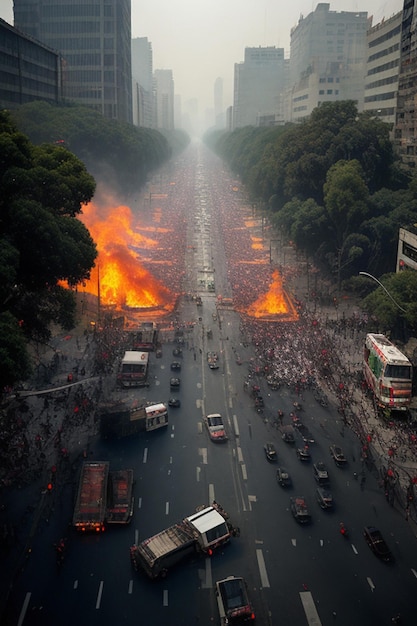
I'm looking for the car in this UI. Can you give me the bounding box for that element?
[172,347,183,357]
[313,461,329,484]
[207,351,219,369]
[170,361,181,371]
[276,467,292,487]
[329,444,347,467]
[264,442,277,462]
[281,425,295,444]
[298,423,315,444]
[296,446,311,462]
[155,347,162,358]
[363,526,393,562]
[316,487,333,509]
[215,576,255,625]
[170,377,181,389]
[290,496,311,523]
[168,398,181,408]
[205,413,228,442]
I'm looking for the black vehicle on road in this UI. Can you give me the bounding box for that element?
[276,467,292,488]
[329,444,347,467]
[363,526,393,562]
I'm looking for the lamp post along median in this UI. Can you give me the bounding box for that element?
[358,272,407,314]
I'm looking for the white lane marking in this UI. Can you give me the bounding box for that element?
[128,579,133,594]
[135,528,139,544]
[319,539,323,547]
[196,466,201,482]
[209,483,215,503]
[292,538,297,546]
[233,415,240,437]
[256,549,270,588]
[299,591,322,625]
[367,577,375,592]
[198,422,203,433]
[171,425,175,438]
[199,448,208,464]
[237,447,244,463]
[196,399,202,409]
[412,568,417,578]
[165,501,169,515]
[143,448,148,464]
[17,592,31,626]
[137,497,142,509]
[241,464,247,480]
[96,581,104,609]
[248,495,257,510]
[163,589,169,606]
[73,580,78,589]
[352,544,358,554]
[229,397,233,409]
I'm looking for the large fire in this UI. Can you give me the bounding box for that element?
[246,270,299,321]
[79,201,176,312]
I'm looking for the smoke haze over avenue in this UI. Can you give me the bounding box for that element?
[0,0,403,118]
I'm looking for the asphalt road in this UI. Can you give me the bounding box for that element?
[6,143,417,626]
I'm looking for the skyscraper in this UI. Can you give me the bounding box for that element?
[154,69,174,131]
[132,37,154,128]
[233,46,287,130]
[13,0,132,123]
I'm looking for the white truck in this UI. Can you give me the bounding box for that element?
[130,502,239,579]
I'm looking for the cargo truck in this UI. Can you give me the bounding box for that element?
[117,350,149,387]
[106,469,134,524]
[73,462,109,532]
[130,502,238,579]
[99,401,168,439]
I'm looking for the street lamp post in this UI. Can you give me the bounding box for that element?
[358,271,407,313]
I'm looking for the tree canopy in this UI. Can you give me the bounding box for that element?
[0,110,98,388]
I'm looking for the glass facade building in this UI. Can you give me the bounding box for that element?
[0,18,62,109]
[13,0,132,123]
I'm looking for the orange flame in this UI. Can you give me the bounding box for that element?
[246,270,298,320]
[79,201,176,311]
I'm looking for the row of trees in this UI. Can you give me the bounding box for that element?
[205,101,417,338]
[11,101,189,197]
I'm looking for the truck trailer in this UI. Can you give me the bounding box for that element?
[130,503,237,579]
[99,402,168,439]
[72,461,109,532]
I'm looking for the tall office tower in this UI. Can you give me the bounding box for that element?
[287,2,370,121]
[214,76,224,128]
[132,37,154,128]
[395,0,417,168]
[233,46,287,129]
[364,11,402,131]
[13,0,132,123]
[153,69,174,130]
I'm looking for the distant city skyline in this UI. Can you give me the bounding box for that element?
[0,0,404,113]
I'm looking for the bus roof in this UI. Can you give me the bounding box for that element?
[366,333,411,365]
[121,351,149,364]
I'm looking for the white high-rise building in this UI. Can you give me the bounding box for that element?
[131,37,154,128]
[154,69,174,131]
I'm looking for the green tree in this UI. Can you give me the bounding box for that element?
[0,110,97,388]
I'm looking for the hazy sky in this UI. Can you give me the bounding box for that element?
[1,0,404,111]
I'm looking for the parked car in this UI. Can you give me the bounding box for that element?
[276,467,292,488]
[170,361,181,371]
[168,398,181,408]
[170,377,181,389]
[296,446,311,462]
[316,487,333,509]
[205,413,228,442]
[363,526,393,562]
[215,576,255,625]
[329,444,347,467]
[313,461,329,485]
[264,442,277,462]
[290,496,311,524]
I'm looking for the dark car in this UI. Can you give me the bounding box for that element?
[296,446,311,462]
[170,377,181,389]
[282,425,295,444]
[298,424,315,444]
[329,444,347,467]
[276,466,292,487]
[170,361,181,371]
[216,576,255,624]
[168,397,181,408]
[363,526,393,562]
[172,347,183,357]
[264,442,277,462]
[290,496,311,524]
[313,461,329,485]
[316,487,333,509]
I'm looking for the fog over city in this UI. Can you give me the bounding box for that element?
[1,0,403,116]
